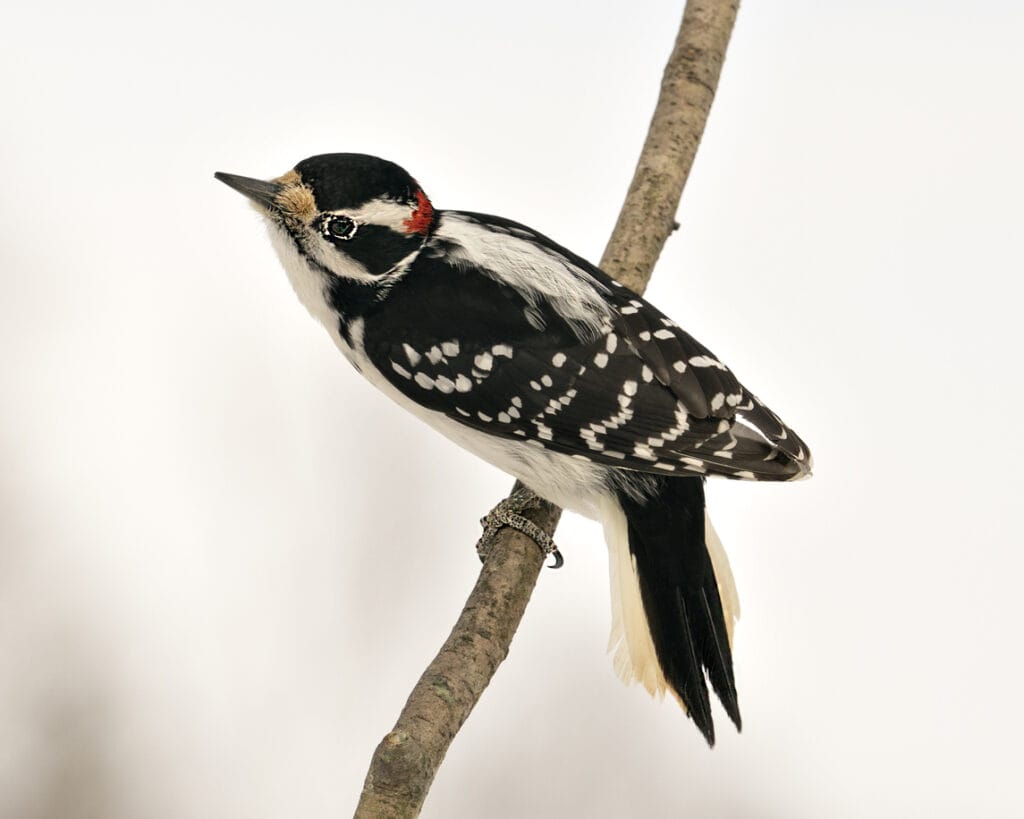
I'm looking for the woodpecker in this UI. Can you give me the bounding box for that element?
[216,153,812,745]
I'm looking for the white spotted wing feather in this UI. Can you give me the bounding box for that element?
[362,211,811,483]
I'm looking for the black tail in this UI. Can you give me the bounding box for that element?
[617,476,740,746]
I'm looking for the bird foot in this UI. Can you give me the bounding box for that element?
[476,486,563,568]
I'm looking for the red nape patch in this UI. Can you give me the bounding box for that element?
[403,188,434,234]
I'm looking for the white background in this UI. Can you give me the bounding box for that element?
[2,1,1022,816]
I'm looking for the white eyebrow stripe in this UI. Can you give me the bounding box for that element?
[333,199,413,231]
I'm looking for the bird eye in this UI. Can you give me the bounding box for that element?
[322,215,357,242]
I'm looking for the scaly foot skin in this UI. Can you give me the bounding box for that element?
[476,487,563,569]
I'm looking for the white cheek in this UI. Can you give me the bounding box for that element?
[265,221,340,335]
[304,233,377,283]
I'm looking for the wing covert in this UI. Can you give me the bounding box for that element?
[361,216,811,481]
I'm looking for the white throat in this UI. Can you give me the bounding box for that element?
[266,221,340,338]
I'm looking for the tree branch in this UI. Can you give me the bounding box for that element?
[354,3,740,816]
[601,0,740,292]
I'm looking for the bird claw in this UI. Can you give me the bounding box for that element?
[476,487,563,568]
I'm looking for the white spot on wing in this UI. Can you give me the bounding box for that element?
[690,355,727,370]
[414,372,434,390]
[403,343,421,366]
[633,444,657,460]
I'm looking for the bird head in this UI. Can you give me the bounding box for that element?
[216,153,435,284]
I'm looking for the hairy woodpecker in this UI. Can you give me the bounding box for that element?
[216,153,812,745]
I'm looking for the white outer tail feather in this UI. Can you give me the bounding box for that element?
[601,498,666,697]
[704,514,740,647]
[600,498,740,701]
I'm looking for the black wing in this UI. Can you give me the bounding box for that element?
[361,215,811,481]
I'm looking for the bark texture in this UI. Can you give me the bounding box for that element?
[603,0,740,294]
[355,3,740,816]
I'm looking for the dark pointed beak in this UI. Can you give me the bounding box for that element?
[214,172,284,210]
